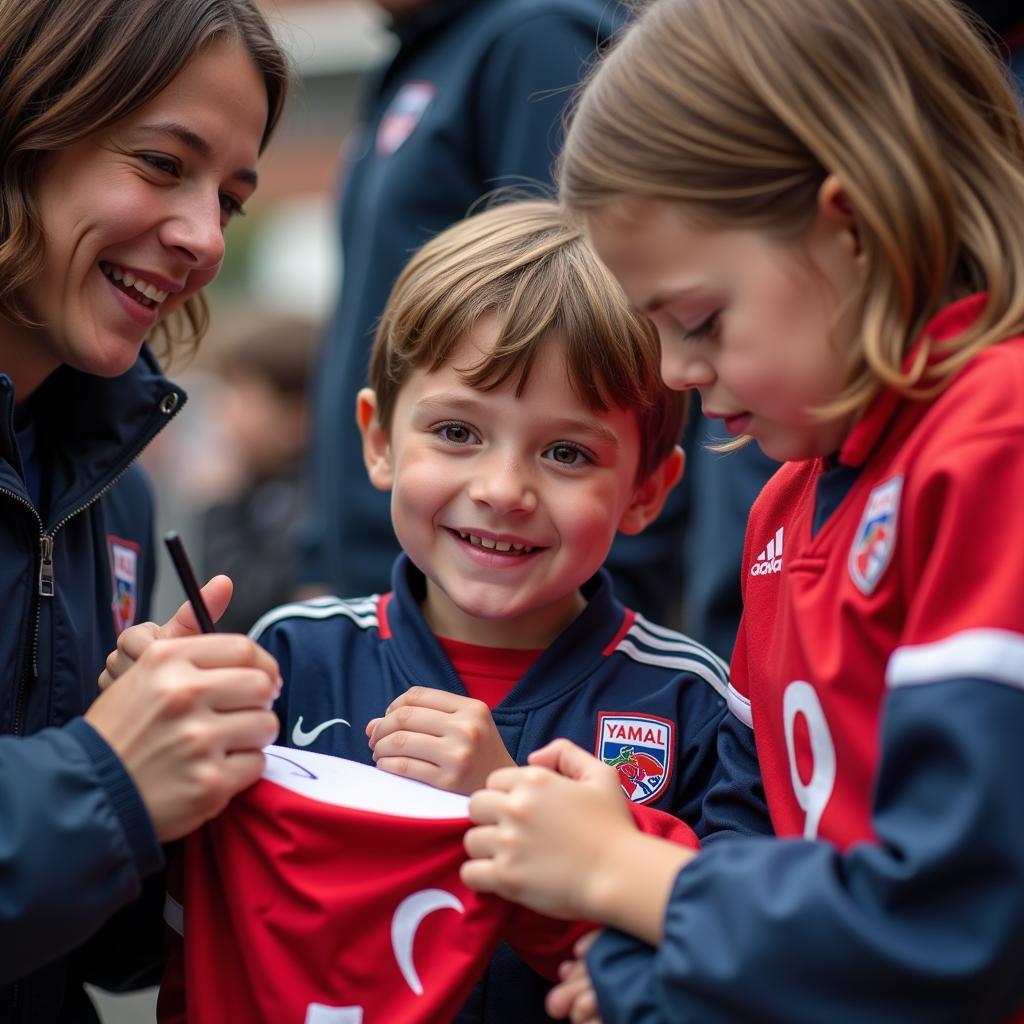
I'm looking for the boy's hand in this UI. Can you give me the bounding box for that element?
[546,930,603,1023]
[99,575,234,690]
[366,686,515,795]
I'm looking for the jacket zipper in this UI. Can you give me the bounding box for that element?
[1,397,182,734]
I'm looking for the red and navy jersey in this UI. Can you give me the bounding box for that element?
[589,295,1024,1021]
[247,555,762,1023]
[160,747,614,1024]
[159,748,704,1024]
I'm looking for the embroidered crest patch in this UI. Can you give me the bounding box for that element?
[107,536,140,634]
[849,475,903,595]
[376,81,436,158]
[595,712,674,805]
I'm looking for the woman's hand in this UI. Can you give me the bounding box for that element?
[87,630,282,841]
[98,575,234,690]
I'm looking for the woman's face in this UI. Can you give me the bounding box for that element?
[7,36,268,398]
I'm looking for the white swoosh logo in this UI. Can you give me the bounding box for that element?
[391,889,465,995]
[291,715,350,747]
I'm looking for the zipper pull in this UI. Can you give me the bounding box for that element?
[39,535,54,597]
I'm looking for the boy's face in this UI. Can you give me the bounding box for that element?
[359,318,681,648]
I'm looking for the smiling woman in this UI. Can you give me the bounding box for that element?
[14,37,270,397]
[0,2,289,1022]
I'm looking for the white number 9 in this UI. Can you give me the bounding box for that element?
[782,681,836,839]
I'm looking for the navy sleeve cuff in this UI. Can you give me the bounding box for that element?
[66,717,164,879]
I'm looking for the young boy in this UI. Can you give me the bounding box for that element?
[246,200,747,1021]
[127,200,760,1021]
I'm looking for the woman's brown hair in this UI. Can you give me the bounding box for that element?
[0,0,290,361]
[370,199,687,483]
[560,0,1024,419]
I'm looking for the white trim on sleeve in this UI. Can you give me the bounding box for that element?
[887,628,1024,691]
[726,683,754,728]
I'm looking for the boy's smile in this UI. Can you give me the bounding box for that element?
[449,529,539,557]
[359,317,664,649]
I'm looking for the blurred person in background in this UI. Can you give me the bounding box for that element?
[198,314,316,634]
[300,0,699,626]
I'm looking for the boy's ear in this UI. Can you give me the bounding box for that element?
[356,388,393,491]
[618,446,685,536]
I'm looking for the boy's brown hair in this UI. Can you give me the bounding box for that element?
[369,199,687,483]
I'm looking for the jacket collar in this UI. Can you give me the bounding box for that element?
[384,552,629,709]
[0,347,186,528]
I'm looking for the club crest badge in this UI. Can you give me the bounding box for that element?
[107,536,140,634]
[849,475,903,595]
[376,81,436,158]
[596,713,673,805]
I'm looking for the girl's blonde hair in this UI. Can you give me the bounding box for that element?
[560,0,1024,418]
[370,200,688,484]
[0,0,290,363]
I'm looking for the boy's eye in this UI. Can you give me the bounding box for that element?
[435,422,479,445]
[544,443,590,467]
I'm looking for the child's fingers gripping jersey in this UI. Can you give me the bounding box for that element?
[367,685,515,794]
[463,743,699,942]
[461,747,636,920]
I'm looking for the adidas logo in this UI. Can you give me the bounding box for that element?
[750,526,784,576]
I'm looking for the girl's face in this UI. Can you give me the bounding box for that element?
[586,192,865,462]
[4,36,268,398]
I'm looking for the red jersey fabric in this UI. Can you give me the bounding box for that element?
[159,746,698,1024]
[730,295,1024,847]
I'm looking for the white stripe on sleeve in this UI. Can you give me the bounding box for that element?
[726,683,754,728]
[886,628,1024,691]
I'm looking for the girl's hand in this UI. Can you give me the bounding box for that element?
[546,930,603,1023]
[98,575,234,690]
[462,739,696,940]
[460,739,635,920]
[366,686,515,795]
